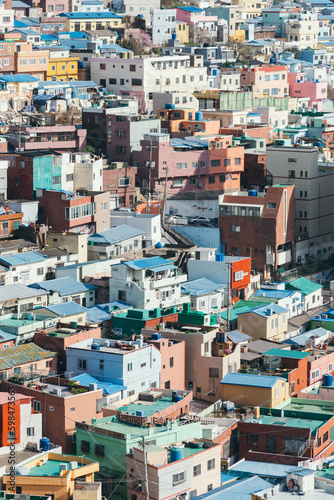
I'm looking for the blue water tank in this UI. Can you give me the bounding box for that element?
[136,410,144,417]
[40,437,50,451]
[323,373,333,386]
[212,68,218,76]
[216,253,224,262]
[155,241,165,249]
[172,33,177,40]
[165,103,175,110]
[177,395,183,402]
[170,448,183,462]
[273,52,278,60]
[195,111,203,121]
[270,57,275,64]
[316,79,319,83]
[151,333,162,340]
[91,343,100,351]
[317,142,322,148]
[248,189,258,197]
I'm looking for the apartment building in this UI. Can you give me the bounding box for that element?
[0,343,57,381]
[266,142,334,263]
[288,72,327,111]
[145,334,186,390]
[66,337,161,395]
[90,54,207,112]
[237,303,289,342]
[110,257,188,309]
[152,9,177,45]
[6,125,86,152]
[58,11,124,31]
[219,185,295,276]
[103,163,137,206]
[240,66,289,98]
[36,189,110,234]
[14,42,49,80]
[287,11,319,49]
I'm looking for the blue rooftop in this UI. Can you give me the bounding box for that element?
[0,330,17,343]
[124,256,176,271]
[29,277,96,296]
[88,225,145,245]
[0,251,46,267]
[227,330,252,344]
[37,301,87,317]
[228,461,311,479]
[0,74,39,83]
[38,80,97,89]
[13,19,40,27]
[181,278,226,297]
[248,303,289,317]
[86,306,112,324]
[284,327,329,346]
[195,476,273,500]
[178,6,203,12]
[221,372,285,388]
[71,373,126,395]
[254,289,297,299]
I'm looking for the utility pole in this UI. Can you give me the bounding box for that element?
[146,138,156,215]
[142,436,149,500]
[162,166,168,222]
[226,261,231,332]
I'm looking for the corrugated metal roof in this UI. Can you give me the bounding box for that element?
[227,330,252,344]
[286,277,322,295]
[86,306,111,324]
[29,277,96,296]
[194,476,273,500]
[254,289,296,299]
[264,348,310,359]
[0,251,46,267]
[221,372,285,388]
[229,460,307,478]
[88,225,145,245]
[71,373,126,395]
[249,303,289,317]
[182,278,226,296]
[124,256,174,270]
[285,327,329,346]
[0,343,55,371]
[0,330,17,342]
[0,284,47,303]
[41,301,87,316]
[58,11,123,18]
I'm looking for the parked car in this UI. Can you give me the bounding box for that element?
[166,214,188,225]
[197,222,215,228]
[189,216,211,225]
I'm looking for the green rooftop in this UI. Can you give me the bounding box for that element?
[117,396,176,418]
[28,459,86,477]
[249,415,321,434]
[0,318,37,327]
[281,399,334,416]
[264,349,310,360]
[286,277,322,295]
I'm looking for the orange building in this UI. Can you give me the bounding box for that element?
[0,209,23,238]
[206,135,244,192]
[146,335,186,390]
[15,42,49,80]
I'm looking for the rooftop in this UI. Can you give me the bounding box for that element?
[221,372,285,388]
[116,395,180,418]
[33,301,87,317]
[58,11,123,18]
[0,284,47,303]
[71,373,126,395]
[29,276,96,296]
[228,460,310,479]
[0,251,47,267]
[284,327,330,346]
[247,414,322,433]
[124,256,176,271]
[0,344,55,371]
[88,225,145,246]
[181,278,226,297]
[27,459,86,477]
[286,277,323,295]
[264,348,310,359]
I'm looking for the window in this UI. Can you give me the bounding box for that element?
[101,202,107,211]
[189,491,197,499]
[193,464,201,477]
[116,146,126,154]
[235,158,241,165]
[37,267,44,276]
[312,369,320,380]
[211,159,220,167]
[208,485,213,492]
[99,360,104,371]
[169,357,174,368]
[27,427,35,436]
[176,163,187,169]
[267,435,276,453]
[81,440,90,453]
[207,458,215,470]
[78,359,87,370]
[209,367,219,378]
[275,387,279,398]
[116,130,127,137]
[265,75,271,81]
[131,79,142,86]
[173,472,185,485]
[273,74,279,80]
[208,176,215,184]
[119,177,130,187]
[33,400,40,412]
[52,176,61,185]
[109,78,117,84]
[246,434,258,446]
[95,444,105,457]
[230,225,240,233]
[130,65,136,72]
[224,159,231,166]
[200,161,206,168]
[268,202,276,208]
[329,364,333,372]
[127,362,133,372]
[288,158,297,163]
[49,406,54,412]
[324,431,329,443]
[100,63,106,70]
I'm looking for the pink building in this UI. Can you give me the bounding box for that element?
[176,6,205,24]
[0,343,57,381]
[7,125,86,152]
[240,65,289,98]
[308,351,334,385]
[146,336,186,390]
[288,72,327,111]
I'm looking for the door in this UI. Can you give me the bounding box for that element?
[21,271,30,285]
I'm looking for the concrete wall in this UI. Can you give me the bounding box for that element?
[166,197,219,218]
[173,225,222,253]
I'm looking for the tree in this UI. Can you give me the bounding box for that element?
[122,30,153,55]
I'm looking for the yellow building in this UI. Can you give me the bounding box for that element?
[59,12,124,32]
[231,0,265,19]
[176,22,189,44]
[220,372,289,408]
[47,56,80,81]
[3,452,100,500]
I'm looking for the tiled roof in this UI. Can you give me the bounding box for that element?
[227,330,252,343]
[0,344,55,371]
[221,372,285,388]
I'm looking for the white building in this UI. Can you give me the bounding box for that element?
[87,224,145,260]
[0,161,8,200]
[0,3,14,33]
[253,287,304,318]
[152,9,176,45]
[4,200,38,225]
[29,276,97,307]
[152,91,199,116]
[66,337,161,396]
[0,251,77,286]
[256,106,288,129]
[109,256,188,309]
[110,211,161,247]
[181,277,226,314]
[91,54,207,112]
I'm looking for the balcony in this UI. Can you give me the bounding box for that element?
[277,249,292,266]
[150,273,187,289]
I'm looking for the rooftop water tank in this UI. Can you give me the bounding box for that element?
[151,333,162,340]
[323,373,333,386]
[248,189,257,197]
[170,447,183,463]
[172,33,177,40]
[212,68,218,76]
[165,103,175,110]
[195,111,203,121]
[40,437,50,451]
[270,57,275,64]
[136,410,144,417]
